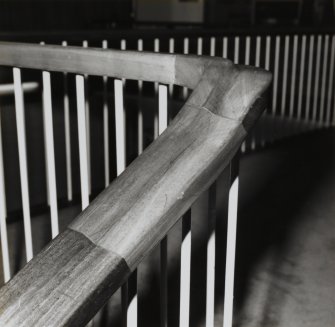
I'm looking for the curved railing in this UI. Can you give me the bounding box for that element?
[0,42,271,326]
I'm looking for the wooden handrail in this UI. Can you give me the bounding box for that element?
[0,42,271,326]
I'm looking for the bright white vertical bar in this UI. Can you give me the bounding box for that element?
[42,71,59,238]
[159,85,168,134]
[114,79,126,176]
[223,158,239,327]
[75,75,89,210]
[197,37,203,56]
[222,37,228,58]
[319,35,329,124]
[137,39,144,154]
[40,42,50,207]
[121,39,127,87]
[13,67,33,261]
[289,35,298,118]
[245,36,250,65]
[154,38,160,93]
[265,36,271,70]
[210,37,216,56]
[154,38,160,139]
[281,36,289,117]
[297,35,307,120]
[234,37,239,64]
[159,84,168,327]
[183,38,189,99]
[312,35,322,122]
[305,35,315,121]
[169,38,175,97]
[82,40,91,195]
[62,41,73,201]
[272,36,280,115]
[255,36,261,67]
[326,36,335,125]
[0,109,10,282]
[102,40,110,188]
[179,210,191,327]
[205,184,216,327]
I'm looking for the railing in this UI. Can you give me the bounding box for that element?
[0,42,271,326]
[1,27,334,154]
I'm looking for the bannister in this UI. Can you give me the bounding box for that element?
[0,42,271,326]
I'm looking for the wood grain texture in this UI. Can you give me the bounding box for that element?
[0,42,272,326]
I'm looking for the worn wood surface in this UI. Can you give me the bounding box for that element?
[0,43,271,326]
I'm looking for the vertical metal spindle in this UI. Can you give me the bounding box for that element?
[82,40,91,195]
[326,36,335,125]
[319,35,329,125]
[154,38,160,139]
[223,156,240,327]
[179,209,192,327]
[102,40,110,188]
[245,36,250,65]
[222,37,228,58]
[272,36,280,115]
[159,84,168,327]
[169,38,175,97]
[255,36,261,67]
[13,67,33,261]
[138,39,144,154]
[281,36,289,117]
[210,37,216,57]
[312,35,322,122]
[289,35,298,119]
[62,41,73,201]
[42,71,59,238]
[297,35,307,120]
[0,109,10,282]
[197,37,203,56]
[234,37,239,64]
[205,183,216,327]
[306,35,315,121]
[183,38,189,99]
[75,75,89,210]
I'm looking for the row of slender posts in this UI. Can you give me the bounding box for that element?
[0,32,335,327]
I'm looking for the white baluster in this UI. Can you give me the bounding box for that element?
[289,35,298,119]
[13,67,33,261]
[312,35,322,122]
[75,75,89,210]
[179,209,191,327]
[62,41,73,201]
[222,37,228,59]
[281,35,289,117]
[102,40,110,188]
[205,183,216,327]
[319,35,329,125]
[82,40,91,195]
[42,71,59,238]
[223,156,239,327]
[272,36,280,115]
[306,35,315,121]
[183,38,189,99]
[210,37,216,57]
[326,36,335,126]
[0,109,10,282]
[297,35,307,121]
[159,84,168,327]
[245,36,250,65]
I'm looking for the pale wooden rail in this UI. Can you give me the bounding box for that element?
[0,42,271,326]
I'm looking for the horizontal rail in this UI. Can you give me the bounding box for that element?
[0,41,206,89]
[0,43,271,327]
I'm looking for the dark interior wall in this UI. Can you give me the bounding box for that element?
[0,0,133,31]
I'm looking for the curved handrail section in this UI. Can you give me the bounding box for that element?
[0,42,271,326]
